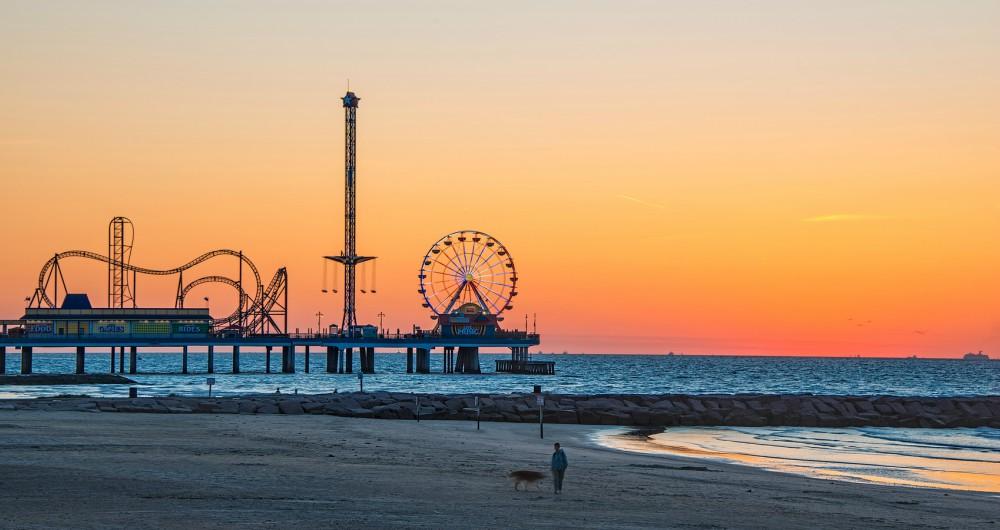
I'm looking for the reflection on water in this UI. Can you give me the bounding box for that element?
[600,426,1000,494]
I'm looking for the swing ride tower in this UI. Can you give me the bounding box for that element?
[325,91,374,336]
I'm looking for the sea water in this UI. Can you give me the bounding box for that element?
[0,352,996,399]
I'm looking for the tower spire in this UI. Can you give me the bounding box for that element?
[325,91,374,336]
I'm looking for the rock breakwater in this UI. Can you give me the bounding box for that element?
[2,392,997,428]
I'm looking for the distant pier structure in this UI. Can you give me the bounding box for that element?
[0,92,543,376]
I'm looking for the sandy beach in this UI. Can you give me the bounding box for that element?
[0,412,995,529]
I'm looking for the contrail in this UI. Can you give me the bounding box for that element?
[618,194,665,210]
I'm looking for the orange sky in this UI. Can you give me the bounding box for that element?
[2,2,998,357]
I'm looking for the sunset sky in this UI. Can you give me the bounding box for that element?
[2,1,998,356]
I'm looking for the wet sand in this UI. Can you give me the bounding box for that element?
[602,426,1000,494]
[0,412,996,529]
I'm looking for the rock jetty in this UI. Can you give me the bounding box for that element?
[2,392,997,428]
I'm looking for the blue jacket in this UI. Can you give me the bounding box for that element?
[551,449,568,471]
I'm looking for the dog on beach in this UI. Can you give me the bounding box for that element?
[509,470,546,491]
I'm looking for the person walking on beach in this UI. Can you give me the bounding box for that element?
[551,442,568,494]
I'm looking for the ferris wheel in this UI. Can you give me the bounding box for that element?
[419,230,517,317]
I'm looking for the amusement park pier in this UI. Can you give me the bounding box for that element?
[0,91,546,377]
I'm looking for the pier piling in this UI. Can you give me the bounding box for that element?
[75,346,85,374]
[456,346,481,374]
[265,346,272,373]
[207,345,215,374]
[129,346,137,374]
[20,346,32,374]
[345,347,353,373]
[442,347,454,374]
[304,346,310,373]
[1,346,6,373]
[232,346,240,374]
[360,347,374,374]
[406,347,413,373]
[326,346,338,373]
[416,347,430,374]
[281,345,294,373]
[181,345,189,374]
[109,348,115,373]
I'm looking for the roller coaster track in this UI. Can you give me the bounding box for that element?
[35,249,271,329]
[246,267,288,333]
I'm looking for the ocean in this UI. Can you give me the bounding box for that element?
[1,352,997,399]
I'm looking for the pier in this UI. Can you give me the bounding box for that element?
[4,91,549,378]
[0,330,540,376]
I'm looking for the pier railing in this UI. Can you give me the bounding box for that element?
[495,360,555,375]
[281,330,539,341]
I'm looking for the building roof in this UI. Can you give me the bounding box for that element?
[21,308,212,321]
[60,294,92,309]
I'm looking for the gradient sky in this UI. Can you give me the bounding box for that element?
[2,1,998,357]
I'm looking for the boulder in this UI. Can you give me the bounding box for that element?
[686,399,706,413]
[371,404,400,419]
[629,408,652,426]
[302,402,325,413]
[278,401,304,415]
[650,400,677,411]
[256,403,279,414]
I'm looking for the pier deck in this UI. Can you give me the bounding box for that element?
[0,332,542,376]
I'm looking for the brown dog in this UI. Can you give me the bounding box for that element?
[509,470,546,491]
